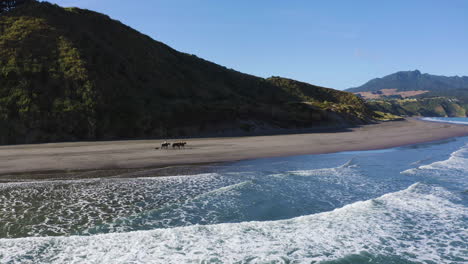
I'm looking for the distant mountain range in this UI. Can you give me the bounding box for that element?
[349,70,468,117]
[0,1,373,144]
[347,70,468,95]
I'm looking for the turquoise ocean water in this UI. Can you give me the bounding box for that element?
[0,118,467,263]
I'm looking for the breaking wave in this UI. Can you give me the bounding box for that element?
[289,158,358,177]
[402,144,468,188]
[1,183,465,263]
[0,173,243,238]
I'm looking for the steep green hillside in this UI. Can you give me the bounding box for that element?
[0,1,372,144]
[266,77,371,122]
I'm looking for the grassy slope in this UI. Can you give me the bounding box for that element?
[368,98,467,117]
[266,77,372,122]
[0,2,372,144]
[348,70,468,118]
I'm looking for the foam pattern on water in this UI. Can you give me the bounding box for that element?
[85,160,370,233]
[1,159,391,238]
[287,159,390,205]
[0,173,242,238]
[1,183,465,263]
[89,179,256,233]
[402,144,468,189]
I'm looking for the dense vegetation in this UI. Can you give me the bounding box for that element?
[266,77,371,122]
[0,1,373,144]
[368,98,467,117]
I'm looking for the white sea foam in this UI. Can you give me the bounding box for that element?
[419,145,468,170]
[402,144,468,187]
[1,183,465,264]
[0,173,241,238]
[421,117,468,125]
[289,159,358,177]
[98,180,256,232]
[195,180,252,198]
[287,159,383,195]
[288,159,360,186]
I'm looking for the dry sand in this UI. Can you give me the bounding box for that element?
[0,118,467,176]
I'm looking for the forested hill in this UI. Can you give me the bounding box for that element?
[0,1,372,144]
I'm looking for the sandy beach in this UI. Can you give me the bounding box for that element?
[0,118,467,177]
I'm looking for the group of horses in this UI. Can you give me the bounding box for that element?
[159,141,187,150]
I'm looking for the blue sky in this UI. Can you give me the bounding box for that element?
[44,0,468,90]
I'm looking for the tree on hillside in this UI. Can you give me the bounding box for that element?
[0,0,33,14]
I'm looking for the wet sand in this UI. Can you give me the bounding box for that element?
[0,118,467,177]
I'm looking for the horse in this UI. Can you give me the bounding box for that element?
[161,142,171,149]
[172,142,187,149]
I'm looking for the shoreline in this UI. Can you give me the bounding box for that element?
[0,118,467,179]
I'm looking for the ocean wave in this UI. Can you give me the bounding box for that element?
[421,117,468,125]
[288,159,357,177]
[1,183,465,264]
[92,180,255,233]
[0,172,240,238]
[402,144,468,186]
[0,173,221,188]
[286,159,376,193]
